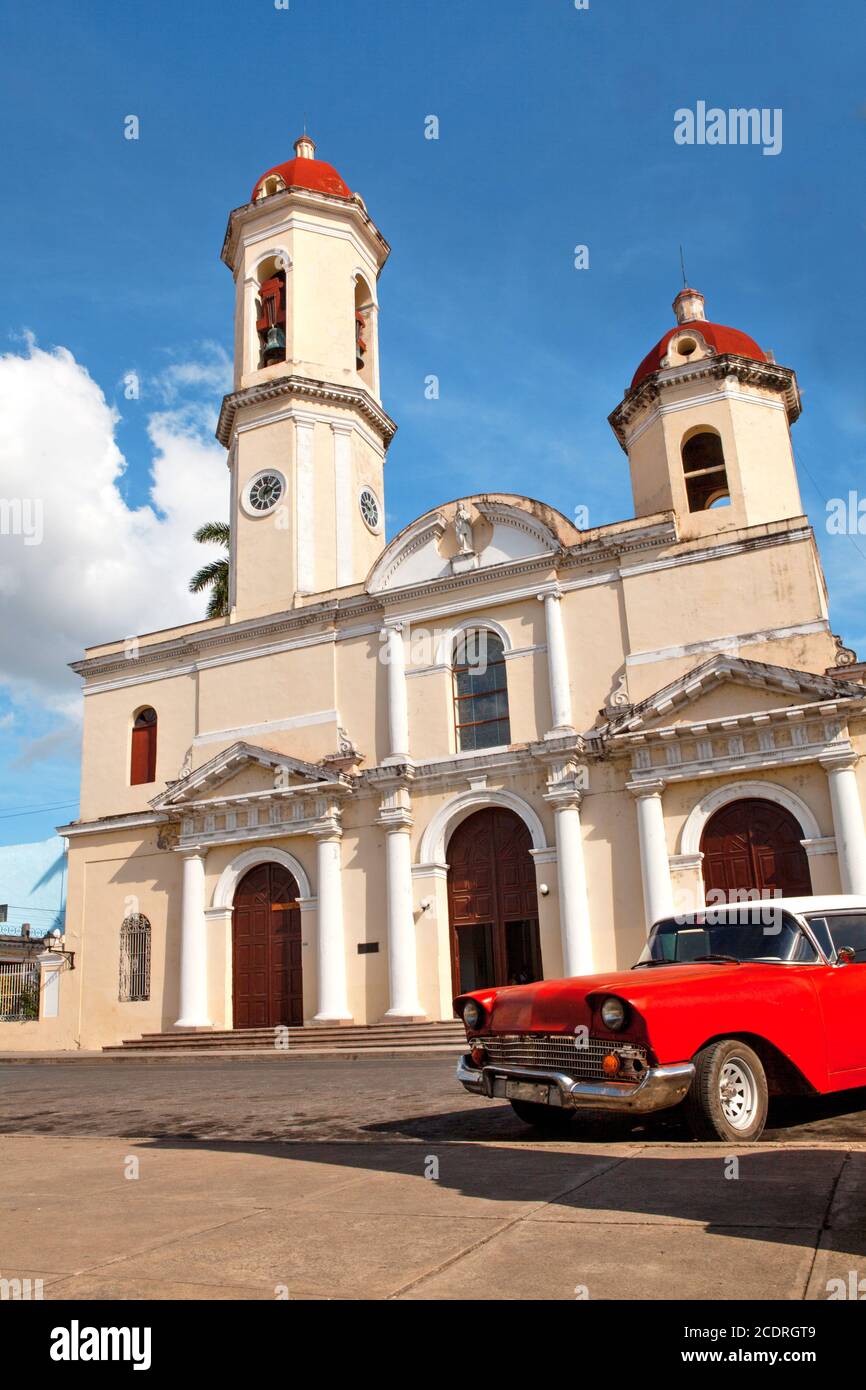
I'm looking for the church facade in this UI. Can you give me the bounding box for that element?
[7,137,866,1050]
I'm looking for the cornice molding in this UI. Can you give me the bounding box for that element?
[220,186,390,271]
[216,373,397,448]
[72,521,821,689]
[608,353,801,450]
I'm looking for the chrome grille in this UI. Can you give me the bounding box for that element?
[480,1033,647,1081]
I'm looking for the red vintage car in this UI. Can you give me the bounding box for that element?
[455,896,866,1141]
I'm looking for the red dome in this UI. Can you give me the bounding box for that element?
[631,320,765,391]
[251,138,352,204]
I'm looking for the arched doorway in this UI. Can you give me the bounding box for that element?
[701,798,812,902]
[232,862,303,1028]
[447,807,542,995]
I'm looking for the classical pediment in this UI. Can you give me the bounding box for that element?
[603,656,866,784]
[366,495,565,593]
[150,741,348,810]
[608,656,866,738]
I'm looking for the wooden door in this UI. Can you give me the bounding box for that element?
[232,863,303,1028]
[447,808,541,996]
[701,798,812,903]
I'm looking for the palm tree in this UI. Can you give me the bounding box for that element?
[189,521,230,617]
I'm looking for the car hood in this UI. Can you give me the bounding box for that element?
[477,963,783,1033]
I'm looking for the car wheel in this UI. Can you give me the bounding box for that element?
[684,1039,768,1142]
[509,1099,575,1133]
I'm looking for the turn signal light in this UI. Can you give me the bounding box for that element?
[602,1053,621,1078]
[470,1044,487,1067]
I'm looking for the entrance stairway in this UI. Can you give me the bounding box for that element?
[104,1020,466,1057]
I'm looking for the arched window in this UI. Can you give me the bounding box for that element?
[682,429,730,511]
[453,629,511,751]
[119,914,151,1002]
[255,256,287,368]
[255,173,286,202]
[130,708,157,786]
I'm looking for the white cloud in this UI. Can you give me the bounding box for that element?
[153,342,233,403]
[0,339,228,717]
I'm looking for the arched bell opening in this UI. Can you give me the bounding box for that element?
[255,255,288,369]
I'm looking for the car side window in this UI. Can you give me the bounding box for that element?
[791,930,820,963]
[823,914,866,962]
[805,916,834,960]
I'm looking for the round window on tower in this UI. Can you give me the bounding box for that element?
[243,470,286,517]
[359,486,382,534]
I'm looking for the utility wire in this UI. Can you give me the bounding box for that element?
[0,800,78,821]
[0,904,66,914]
[793,442,866,567]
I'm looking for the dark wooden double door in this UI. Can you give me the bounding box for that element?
[447,808,542,995]
[701,798,812,902]
[232,863,303,1028]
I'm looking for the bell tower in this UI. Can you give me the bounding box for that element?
[608,287,804,541]
[217,137,396,619]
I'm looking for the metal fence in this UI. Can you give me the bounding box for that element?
[0,961,40,1021]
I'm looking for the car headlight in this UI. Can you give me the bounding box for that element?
[600,996,627,1031]
[462,1000,483,1030]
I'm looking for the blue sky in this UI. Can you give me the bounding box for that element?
[1,0,865,845]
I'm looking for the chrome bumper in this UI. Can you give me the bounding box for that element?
[456,1053,695,1114]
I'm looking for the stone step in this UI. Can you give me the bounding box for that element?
[136,1024,462,1041]
[130,1027,463,1045]
[108,1021,465,1054]
[109,1045,467,1050]
[98,1044,466,1060]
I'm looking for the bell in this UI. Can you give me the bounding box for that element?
[262,324,285,365]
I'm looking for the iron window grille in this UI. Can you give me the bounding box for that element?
[119,914,151,1002]
[0,961,40,1021]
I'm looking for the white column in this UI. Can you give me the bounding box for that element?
[384,623,410,762]
[379,789,425,1019]
[295,417,315,595]
[552,798,594,976]
[629,781,675,930]
[175,853,211,1028]
[539,590,573,734]
[820,752,866,895]
[243,276,258,375]
[332,423,354,588]
[313,832,352,1022]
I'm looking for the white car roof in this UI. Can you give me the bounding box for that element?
[687,896,866,916]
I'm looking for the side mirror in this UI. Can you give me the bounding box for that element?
[837,946,856,965]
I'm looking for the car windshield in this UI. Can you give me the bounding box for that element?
[636,905,820,966]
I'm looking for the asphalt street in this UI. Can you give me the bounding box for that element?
[2,1055,866,1144]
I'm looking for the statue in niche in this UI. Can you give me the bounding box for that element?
[454,501,474,555]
